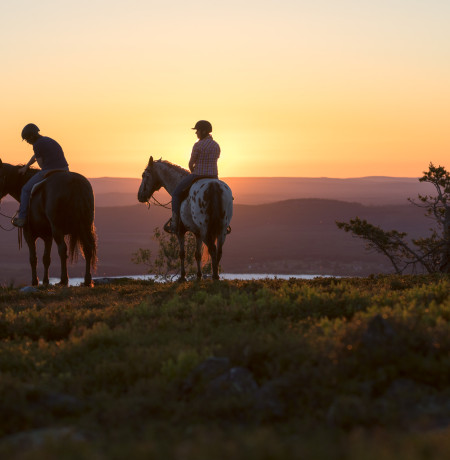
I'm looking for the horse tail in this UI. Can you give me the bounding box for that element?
[67,177,98,270]
[205,181,223,247]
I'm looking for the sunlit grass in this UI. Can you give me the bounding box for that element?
[0,275,449,459]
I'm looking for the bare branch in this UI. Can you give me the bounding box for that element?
[336,162,449,274]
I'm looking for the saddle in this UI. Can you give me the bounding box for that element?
[178,175,217,201]
[30,169,68,196]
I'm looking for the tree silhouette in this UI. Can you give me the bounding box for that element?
[336,163,450,274]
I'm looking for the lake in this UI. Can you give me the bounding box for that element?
[49,273,339,286]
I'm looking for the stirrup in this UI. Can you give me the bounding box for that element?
[163,218,177,234]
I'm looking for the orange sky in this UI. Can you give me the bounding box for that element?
[1,1,449,178]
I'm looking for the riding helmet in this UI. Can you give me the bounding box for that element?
[192,120,212,133]
[21,123,40,140]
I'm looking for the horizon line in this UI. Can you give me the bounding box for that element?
[88,175,419,180]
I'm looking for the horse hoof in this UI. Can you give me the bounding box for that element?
[177,277,187,283]
[56,281,68,287]
[83,281,94,287]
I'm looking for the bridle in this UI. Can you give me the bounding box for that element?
[0,173,17,231]
[142,168,172,210]
[0,206,17,231]
[0,199,22,248]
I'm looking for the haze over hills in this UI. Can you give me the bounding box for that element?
[87,176,434,207]
[0,192,433,286]
[0,175,433,208]
[0,175,435,286]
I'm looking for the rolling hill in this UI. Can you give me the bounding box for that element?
[85,175,434,207]
[0,196,433,286]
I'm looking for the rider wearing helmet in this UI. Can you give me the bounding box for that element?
[164,120,220,234]
[12,124,69,227]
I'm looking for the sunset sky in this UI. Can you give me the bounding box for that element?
[1,0,449,178]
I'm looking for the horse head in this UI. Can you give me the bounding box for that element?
[0,159,9,199]
[138,156,162,203]
[0,160,31,200]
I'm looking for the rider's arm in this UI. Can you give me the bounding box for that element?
[18,155,36,174]
[25,155,37,168]
[189,144,199,173]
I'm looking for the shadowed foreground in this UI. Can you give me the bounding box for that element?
[0,276,449,459]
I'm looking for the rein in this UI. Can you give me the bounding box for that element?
[0,204,17,231]
[142,167,172,209]
[0,205,22,248]
[149,196,172,210]
[0,171,23,247]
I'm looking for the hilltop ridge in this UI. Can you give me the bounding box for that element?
[86,175,433,207]
[1,176,432,207]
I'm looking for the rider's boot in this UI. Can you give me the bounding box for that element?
[164,212,180,234]
[12,217,26,228]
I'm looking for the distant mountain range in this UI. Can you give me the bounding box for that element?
[86,176,433,207]
[1,176,432,207]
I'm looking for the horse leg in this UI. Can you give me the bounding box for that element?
[177,233,186,282]
[216,234,225,268]
[82,243,94,287]
[80,235,95,287]
[212,234,227,281]
[53,233,69,286]
[83,252,93,287]
[207,242,219,280]
[25,235,39,286]
[208,232,227,281]
[195,236,203,280]
[42,237,52,285]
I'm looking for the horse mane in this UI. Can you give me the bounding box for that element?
[1,162,39,183]
[5,163,39,172]
[156,159,190,176]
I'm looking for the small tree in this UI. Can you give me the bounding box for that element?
[132,227,212,281]
[336,163,450,274]
[411,163,450,272]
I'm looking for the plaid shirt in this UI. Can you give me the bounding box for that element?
[190,135,220,176]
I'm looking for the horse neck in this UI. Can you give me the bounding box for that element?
[5,167,37,202]
[155,162,189,196]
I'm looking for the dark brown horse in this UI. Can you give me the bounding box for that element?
[0,160,97,286]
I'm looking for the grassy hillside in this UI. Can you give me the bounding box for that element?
[0,275,449,459]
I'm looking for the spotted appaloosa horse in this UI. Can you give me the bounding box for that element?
[138,156,233,281]
[0,160,97,286]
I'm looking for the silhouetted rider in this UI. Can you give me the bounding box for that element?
[12,123,69,227]
[164,120,220,234]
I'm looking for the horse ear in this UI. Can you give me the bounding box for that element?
[0,159,2,167]
[148,156,153,168]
